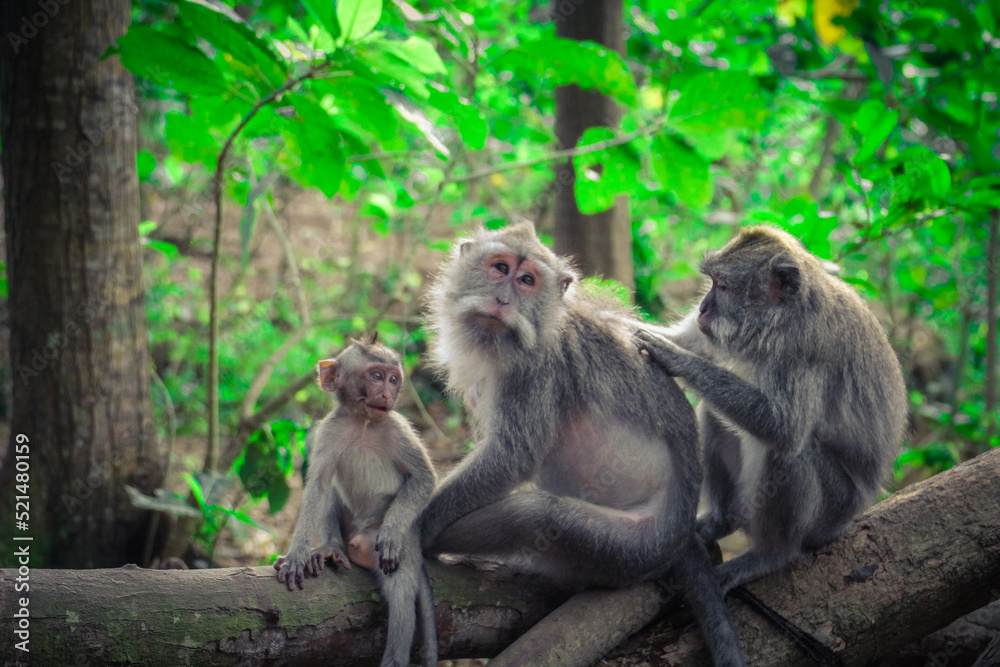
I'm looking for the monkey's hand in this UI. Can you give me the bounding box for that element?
[634,329,688,376]
[312,542,352,572]
[274,548,319,591]
[375,526,402,575]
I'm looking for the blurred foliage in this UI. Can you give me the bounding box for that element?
[113,0,998,533]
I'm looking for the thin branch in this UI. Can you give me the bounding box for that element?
[445,118,668,185]
[264,200,310,327]
[206,66,321,472]
[240,327,310,422]
[406,375,449,445]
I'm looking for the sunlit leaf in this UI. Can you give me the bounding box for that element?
[573,127,640,214]
[388,37,447,75]
[338,0,383,42]
[493,36,637,108]
[651,134,713,208]
[853,101,898,163]
[667,71,766,134]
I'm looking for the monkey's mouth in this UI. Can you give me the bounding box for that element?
[472,313,510,334]
[365,403,390,421]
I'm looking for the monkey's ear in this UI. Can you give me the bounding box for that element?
[459,241,473,256]
[770,259,801,299]
[317,359,340,393]
[368,331,379,345]
[559,273,574,295]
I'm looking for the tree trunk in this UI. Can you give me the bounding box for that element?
[0,0,161,567]
[2,449,998,665]
[551,0,633,290]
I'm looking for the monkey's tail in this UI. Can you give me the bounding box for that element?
[729,586,844,667]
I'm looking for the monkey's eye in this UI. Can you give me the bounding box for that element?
[389,375,398,384]
[372,371,383,381]
[494,261,509,275]
[519,274,535,286]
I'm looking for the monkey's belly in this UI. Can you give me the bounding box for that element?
[335,449,404,527]
[538,415,673,509]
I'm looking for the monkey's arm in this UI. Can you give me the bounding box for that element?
[421,386,557,550]
[655,308,717,359]
[277,457,346,589]
[636,330,819,456]
[376,431,437,574]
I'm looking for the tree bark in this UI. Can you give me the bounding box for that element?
[0,0,161,567]
[551,0,633,290]
[0,561,570,665]
[2,449,998,665]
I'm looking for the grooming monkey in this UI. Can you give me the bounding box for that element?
[274,334,438,667]
[637,226,907,594]
[421,222,746,667]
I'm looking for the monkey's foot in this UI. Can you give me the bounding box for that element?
[347,533,377,570]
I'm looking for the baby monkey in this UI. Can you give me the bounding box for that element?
[274,334,438,667]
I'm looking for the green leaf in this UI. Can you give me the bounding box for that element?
[388,37,446,75]
[651,134,713,208]
[667,71,766,134]
[280,97,346,198]
[573,127,640,214]
[137,150,157,181]
[114,24,230,95]
[177,0,286,87]
[493,36,637,108]
[143,239,180,261]
[183,472,207,510]
[337,0,383,42]
[302,0,341,41]
[427,87,487,150]
[164,112,220,168]
[899,146,951,201]
[240,173,279,266]
[853,101,898,163]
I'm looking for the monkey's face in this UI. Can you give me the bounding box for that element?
[695,271,745,350]
[352,363,401,422]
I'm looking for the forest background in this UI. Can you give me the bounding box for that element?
[0,0,997,577]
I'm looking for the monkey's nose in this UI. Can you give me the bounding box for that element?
[496,296,509,306]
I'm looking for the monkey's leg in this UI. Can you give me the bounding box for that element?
[431,490,672,587]
[416,563,438,666]
[672,538,748,667]
[697,409,743,544]
[373,566,419,667]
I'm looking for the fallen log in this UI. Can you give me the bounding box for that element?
[600,447,1000,666]
[0,560,569,665]
[2,448,998,666]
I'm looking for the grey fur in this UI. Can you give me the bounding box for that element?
[422,222,746,667]
[637,225,907,594]
[275,339,438,667]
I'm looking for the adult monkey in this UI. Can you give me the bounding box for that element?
[637,226,907,594]
[421,222,746,667]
